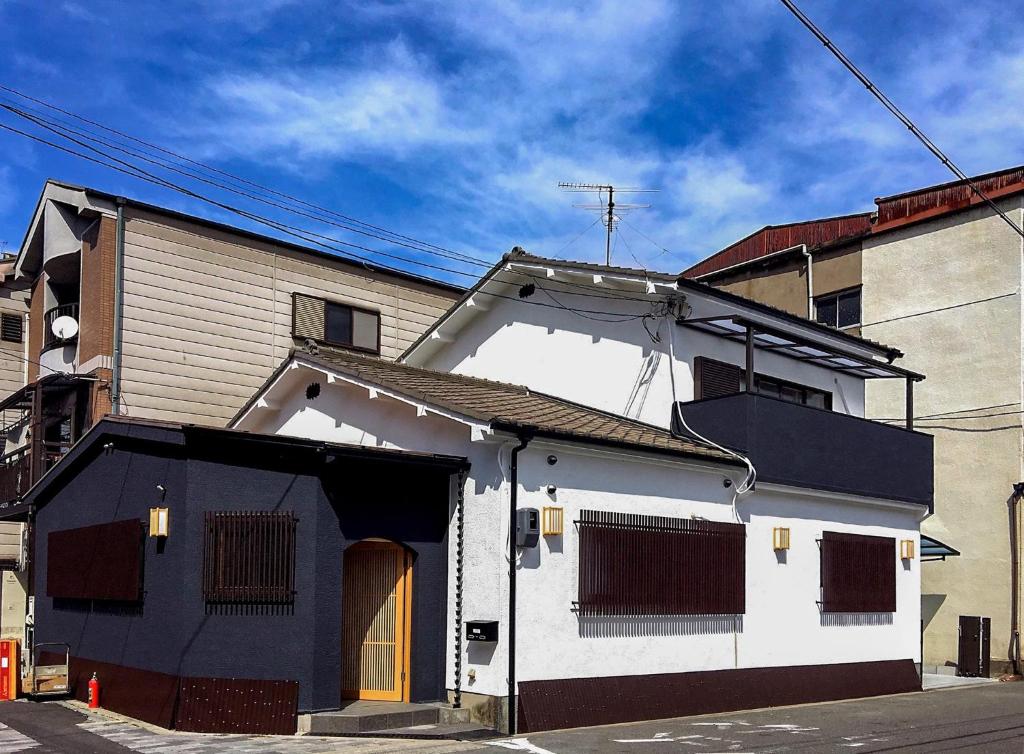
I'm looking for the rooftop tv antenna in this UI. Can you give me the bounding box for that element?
[558,182,658,265]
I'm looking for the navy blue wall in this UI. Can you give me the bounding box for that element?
[33,427,453,712]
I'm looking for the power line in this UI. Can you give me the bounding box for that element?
[860,291,1017,327]
[778,0,1024,240]
[0,83,492,265]
[0,102,492,270]
[0,118,669,320]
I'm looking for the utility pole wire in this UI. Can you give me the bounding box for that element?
[778,0,1024,240]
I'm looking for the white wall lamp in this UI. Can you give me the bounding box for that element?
[772,527,791,551]
[901,539,915,560]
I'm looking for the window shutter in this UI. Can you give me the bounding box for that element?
[695,356,742,399]
[292,293,325,341]
[577,510,745,616]
[820,531,896,613]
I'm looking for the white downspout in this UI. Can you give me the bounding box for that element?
[801,244,813,319]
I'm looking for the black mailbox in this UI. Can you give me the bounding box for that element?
[466,620,499,642]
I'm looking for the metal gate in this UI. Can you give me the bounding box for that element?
[957,615,991,677]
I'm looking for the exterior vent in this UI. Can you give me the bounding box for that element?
[0,314,22,344]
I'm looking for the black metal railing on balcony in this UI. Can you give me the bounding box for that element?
[0,447,31,503]
[673,392,934,509]
[42,303,79,351]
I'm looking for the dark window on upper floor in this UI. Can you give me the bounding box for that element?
[694,356,832,409]
[576,509,746,616]
[815,287,861,330]
[1,314,22,344]
[820,531,896,613]
[202,511,297,604]
[292,293,380,354]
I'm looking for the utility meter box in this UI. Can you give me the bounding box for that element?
[466,620,499,642]
[516,508,540,548]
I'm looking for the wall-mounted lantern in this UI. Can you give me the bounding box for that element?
[900,539,915,560]
[542,507,564,537]
[149,507,170,538]
[772,527,791,551]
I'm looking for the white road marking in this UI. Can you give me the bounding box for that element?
[0,723,40,753]
[486,740,561,754]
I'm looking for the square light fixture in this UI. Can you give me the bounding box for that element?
[901,539,915,560]
[149,507,170,538]
[542,507,564,536]
[772,527,791,551]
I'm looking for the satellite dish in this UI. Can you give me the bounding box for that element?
[51,315,79,340]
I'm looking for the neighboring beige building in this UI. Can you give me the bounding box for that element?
[684,166,1024,676]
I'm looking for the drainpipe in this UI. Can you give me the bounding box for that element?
[1010,483,1024,676]
[801,244,813,319]
[111,198,126,415]
[453,468,468,709]
[507,434,531,735]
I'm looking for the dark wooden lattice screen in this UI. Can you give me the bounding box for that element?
[203,512,297,604]
[576,510,745,616]
[820,531,896,613]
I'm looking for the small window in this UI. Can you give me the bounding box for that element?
[292,293,380,354]
[202,511,297,604]
[576,509,745,616]
[820,531,896,613]
[1,314,22,344]
[815,288,861,329]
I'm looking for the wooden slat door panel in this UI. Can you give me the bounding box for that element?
[342,542,410,701]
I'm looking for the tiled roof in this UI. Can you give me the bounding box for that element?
[297,348,736,465]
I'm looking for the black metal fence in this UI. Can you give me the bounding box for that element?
[202,511,297,604]
[576,510,745,616]
[820,531,896,613]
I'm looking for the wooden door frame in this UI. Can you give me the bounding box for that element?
[341,540,413,702]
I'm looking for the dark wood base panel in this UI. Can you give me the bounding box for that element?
[39,653,298,734]
[518,659,921,732]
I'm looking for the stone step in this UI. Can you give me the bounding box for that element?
[358,722,496,740]
[306,701,474,736]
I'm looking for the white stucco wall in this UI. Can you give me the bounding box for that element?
[240,361,922,701]
[413,285,867,428]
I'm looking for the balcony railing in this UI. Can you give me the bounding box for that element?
[673,392,934,509]
[0,443,70,504]
[42,303,79,351]
[0,447,31,504]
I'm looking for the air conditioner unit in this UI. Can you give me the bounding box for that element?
[0,523,26,571]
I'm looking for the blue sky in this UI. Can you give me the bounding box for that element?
[0,0,1021,285]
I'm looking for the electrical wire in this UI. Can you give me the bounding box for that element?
[664,313,756,521]
[778,0,1024,240]
[0,102,491,269]
[0,114,676,321]
[860,291,1018,327]
[0,84,492,266]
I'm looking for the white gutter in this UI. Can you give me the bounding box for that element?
[691,242,811,281]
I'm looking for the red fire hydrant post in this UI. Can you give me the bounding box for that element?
[87,673,100,709]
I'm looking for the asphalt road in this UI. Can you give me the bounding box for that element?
[477,682,1024,753]
[0,683,1020,753]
